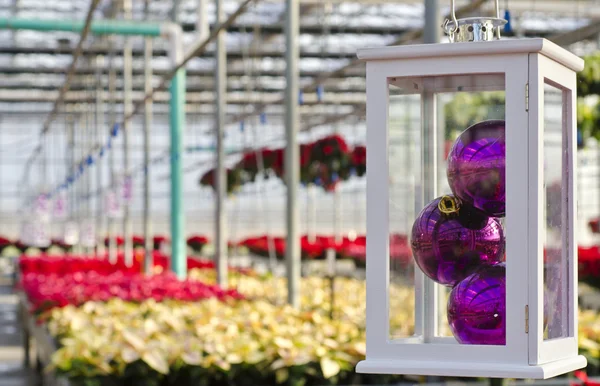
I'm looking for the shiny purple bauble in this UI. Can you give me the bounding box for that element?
[447,120,506,217]
[410,196,505,287]
[448,263,506,345]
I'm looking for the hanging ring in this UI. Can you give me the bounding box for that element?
[438,195,460,215]
[442,0,459,38]
[449,0,459,33]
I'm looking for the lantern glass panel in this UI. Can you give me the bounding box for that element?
[388,90,419,340]
[389,73,507,345]
[543,81,570,341]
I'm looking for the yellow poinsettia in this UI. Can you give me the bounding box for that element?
[44,271,600,384]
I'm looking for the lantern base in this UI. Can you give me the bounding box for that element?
[356,355,587,379]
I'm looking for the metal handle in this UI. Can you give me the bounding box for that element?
[449,0,459,33]
[445,0,503,40]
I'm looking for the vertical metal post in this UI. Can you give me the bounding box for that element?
[95,56,106,257]
[307,185,316,243]
[143,0,153,274]
[85,101,92,255]
[196,0,209,41]
[107,38,117,264]
[215,0,228,288]
[74,114,82,254]
[422,0,442,348]
[122,0,133,267]
[67,115,77,253]
[333,123,342,244]
[285,0,300,308]
[424,0,440,46]
[168,26,187,279]
[170,0,180,24]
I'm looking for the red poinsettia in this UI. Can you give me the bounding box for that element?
[153,235,169,251]
[351,145,366,177]
[132,235,145,248]
[187,235,209,253]
[589,218,600,234]
[104,236,124,247]
[0,236,11,253]
[0,236,11,247]
[21,271,243,314]
[199,168,243,194]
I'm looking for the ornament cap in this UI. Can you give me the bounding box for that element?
[438,195,460,215]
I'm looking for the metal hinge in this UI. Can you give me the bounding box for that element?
[525,305,529,333]
[525,83,529,111]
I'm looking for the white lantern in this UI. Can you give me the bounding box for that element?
[356,11,586,380]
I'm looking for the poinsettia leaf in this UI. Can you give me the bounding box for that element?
[181,350,202,366]
[142,350,169,375]
[122,329,146,352]
[120,347,140,364]
[320,357,340,379]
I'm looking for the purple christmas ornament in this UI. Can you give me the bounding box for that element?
[448,263,506,345]
[447,120,506,217]
[410,195,505,287]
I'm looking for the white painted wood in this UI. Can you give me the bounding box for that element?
[357,38,584,72]
[359,40,585,378]
[531,54,580,365]
[356,355,587,379]
[362,54,529,366]
[422,77,438,342]
[364,61,390,359]
[504,54,531,365]
[528,52,544,366]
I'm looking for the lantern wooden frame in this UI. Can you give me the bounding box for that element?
[356,38,586,379]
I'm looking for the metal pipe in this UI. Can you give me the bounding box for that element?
[422,1,440,344]
[285,0,300,308]
[123,0,134,267]
[425,0,441,43]
[85,99,93,255]
[143,5,153,274]
[0,17,162,36]
[67,115,78,253]
[171,0,180,24]
[107,37,117,264]
[95,55,105,258]
[215,0,228,288]
[196,0,209,41]
[168,26,187,279]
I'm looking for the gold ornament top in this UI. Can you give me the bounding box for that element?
[438,195,460,215]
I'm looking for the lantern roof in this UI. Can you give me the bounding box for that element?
[357,38,584,72]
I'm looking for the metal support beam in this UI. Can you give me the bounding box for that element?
[168,26,187,279]
[123,0,134,267]
[85,98,93,255]
[285,0,300,308]
[196,0,209,41]
[215,0,228,288]
[0,17,162,36]
[143,31,153,274]
[95,56,105,257]
[171,0,180,23]
[424,0,440,45]
[107,38,117,264]
[142,0,154,274]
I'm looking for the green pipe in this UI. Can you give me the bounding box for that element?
[0,18,162,36]
[170,68,187,279]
